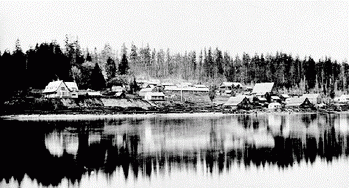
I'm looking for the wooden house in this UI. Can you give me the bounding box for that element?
[223,95,252,110]
[301,94,322,104]
[285,97,315,109]
[219,82,242,95]
[144,92,165,101]
[43,81,79,98]
[252,82,274,96]
[139,88,155,97]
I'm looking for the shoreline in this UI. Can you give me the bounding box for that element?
[2,110,347,121]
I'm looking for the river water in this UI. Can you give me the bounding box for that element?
[1,113,349,188]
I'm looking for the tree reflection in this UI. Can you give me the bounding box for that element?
[1,114,349,187]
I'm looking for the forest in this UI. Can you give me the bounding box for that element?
[1,36,348,102]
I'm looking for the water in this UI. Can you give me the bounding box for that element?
[1,113,349,188]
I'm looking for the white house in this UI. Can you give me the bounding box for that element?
[144,92,165,101]
[43,80,79,98]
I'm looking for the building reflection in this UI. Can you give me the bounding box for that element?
[1,113,349,187]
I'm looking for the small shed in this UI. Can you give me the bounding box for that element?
[144,92,165,101]
[223,95,252,110]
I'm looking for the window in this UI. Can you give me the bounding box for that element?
[61,87,65,90]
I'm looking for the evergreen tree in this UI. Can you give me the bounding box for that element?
[140,44,151,73]
[198,50,203,82]
[1,50,13,99]
[241,53,250,84]
[91,63,105,90]
[129,43,138,74]
[105,57,117,81]
[304,56,316,90]
[215,48,224,77]
[86,52,92,62]
[190,51,197,80]
[119,54,129,75]
[233,55,242,82]
[12,39,27,91]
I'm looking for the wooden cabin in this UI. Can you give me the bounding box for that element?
[223,95,252,110]
[285,97,315,109]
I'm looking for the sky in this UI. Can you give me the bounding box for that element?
[0,0,348,61]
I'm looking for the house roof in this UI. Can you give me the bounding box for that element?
[65,82,78,91]
[140,88,153,92]
[285,97,307,107]
[43,81,79,93]
[223,95,247,106]
[301,94,320,99]
[43,81,67,93]
[145,92,165,97]
[161,82,175,86]
[112,86,125,92]
[164,86,209,92]
[271,96,280,100]
[164,86,179,91]
[281,94,290,98]
[194,84,208,88]
[252,82,274,95]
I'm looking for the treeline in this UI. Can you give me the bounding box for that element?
[1,37,348,101]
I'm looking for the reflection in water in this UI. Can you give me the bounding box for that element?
[0,114,349,187]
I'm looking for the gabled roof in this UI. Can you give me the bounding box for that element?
[65,82,78,91]
[281,94,290,98]
[252,82,274,95]
[112,86,125,92]
[271,96,280,100]
[161,82,175,86]
[43,81,68,93]
[285,97,307,107]
[223,95,248,106]
[301,94,320,99]
[194,84,208,88]
[145,92,165,97]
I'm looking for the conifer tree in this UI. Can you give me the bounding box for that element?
[91,63,105,91]
[105,57,116,81]
[119,54,129,75]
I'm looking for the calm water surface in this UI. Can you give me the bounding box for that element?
[1,113,349,188]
